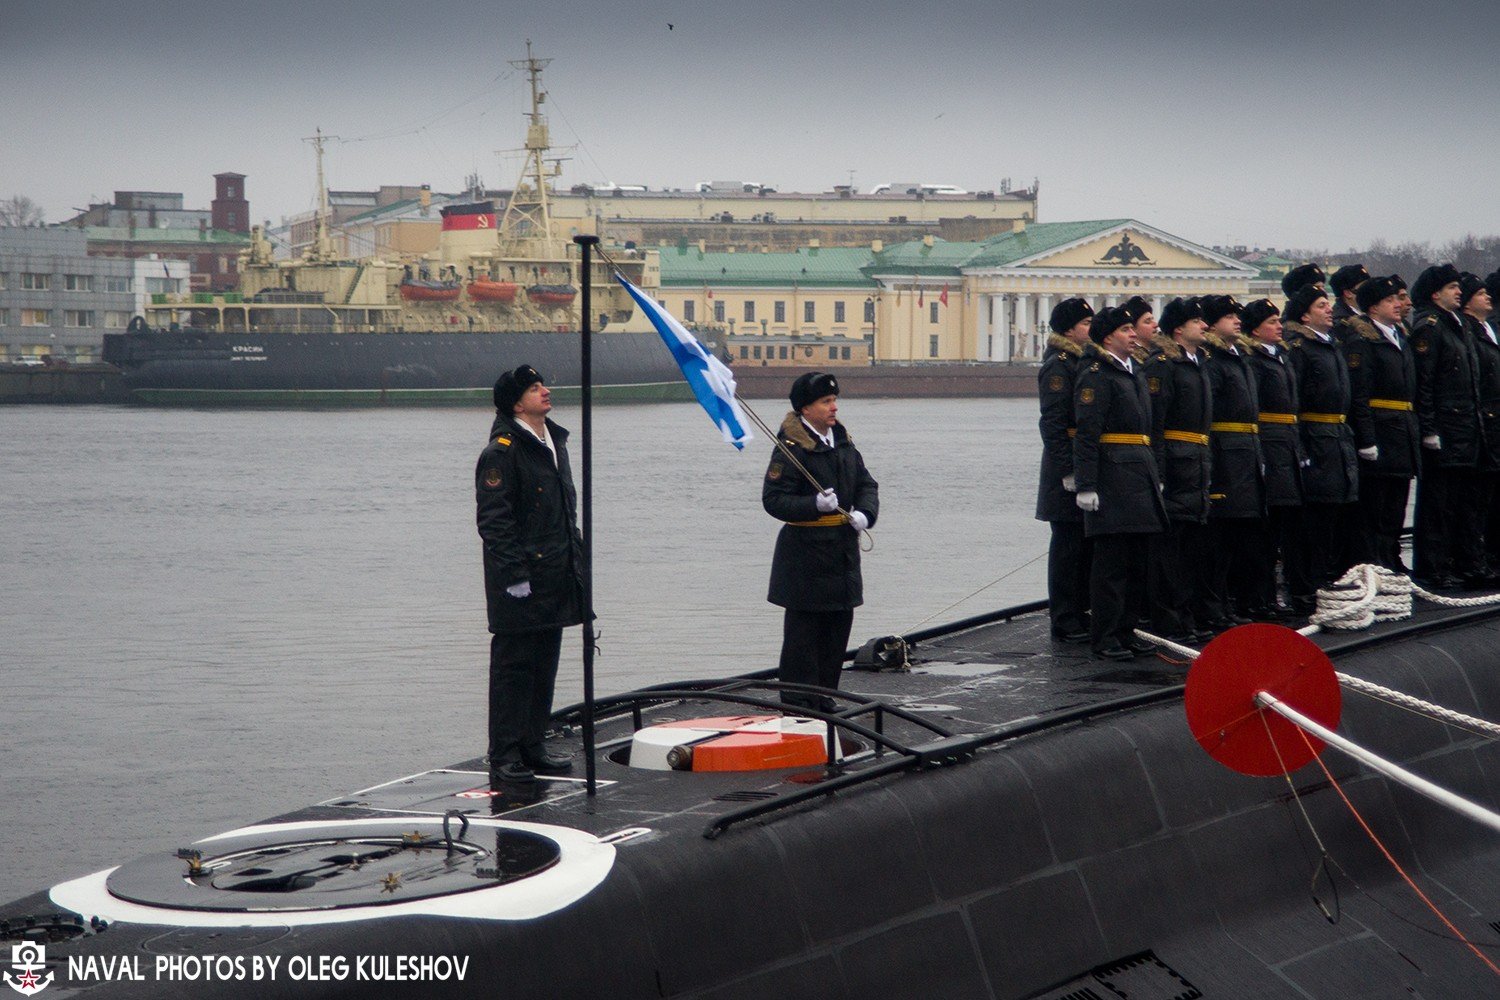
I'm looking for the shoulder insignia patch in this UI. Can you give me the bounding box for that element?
[1420,315,1438,327]
[1048,374,1065,392]
[767,463,783,481]
[1088,362,1101,372]
[1148,376,1161,395]
[482,467,502,489]
[1347,353,1361,368]
[493,436,511,448]
[1079,387,1096,405]
[1415,339,1429,354]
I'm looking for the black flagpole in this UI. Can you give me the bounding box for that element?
[574,234,599,796]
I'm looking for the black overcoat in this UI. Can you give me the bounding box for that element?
[1144,335,1212,524]
[1035,334,1092,522]
[1344,316,1420,479]
[1246,340,1304,507]
[1204,334,1265,519]
[1410,307,1482,469]
[1073,351,1168,537]
[476,415,586,634]
[1465,314,1500,471]
[1285,322,1359,504]
[764,413,879,611]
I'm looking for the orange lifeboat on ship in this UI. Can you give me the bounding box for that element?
[527,283,578,307]
[399,278,461,303]
[467,279,520,304]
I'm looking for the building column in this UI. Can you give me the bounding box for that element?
[1152,294,1166,315]
[1013,293,1031,360]
[1106,294,1119,307]
[995,294,1011,362]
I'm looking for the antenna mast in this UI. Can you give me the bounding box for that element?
[302,127,339,262]
[497,41,563,259]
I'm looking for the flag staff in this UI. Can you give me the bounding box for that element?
[574,234,599,796]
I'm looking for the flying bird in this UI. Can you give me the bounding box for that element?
[667,23,674,29]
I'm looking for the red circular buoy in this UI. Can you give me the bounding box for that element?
[1184,624,1342,776]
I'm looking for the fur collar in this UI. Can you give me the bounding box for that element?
[1346,316,1383,342]
[1204,331,1244,354]
[1282,320,1331,346]
[1046,333,1087,358]
[1149,332,1209,362]
[779,411,848,450]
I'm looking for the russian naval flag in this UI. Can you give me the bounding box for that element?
[615,275,753,449]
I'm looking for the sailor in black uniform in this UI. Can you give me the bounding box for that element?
[1036,297,1096,643]
[1242,299,1305,616]
[1282,262,1326,299]
[1460,273,1500,581]
[1410,264,1483,588]
[1329,263,1370,344]
[477,365,586,784]
[763,372,879,712]
[1344,277,1420,571]
[1483,270,1500,572]
[1201,295,1266,626]
[1144,297,1214,642]
[1284,285,1358,604]
[1074,307,1168,660]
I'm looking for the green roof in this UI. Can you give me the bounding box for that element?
[659,246,876,288]
[963,219,1130,268]
[84,226,250,246]
[862,237,981,276]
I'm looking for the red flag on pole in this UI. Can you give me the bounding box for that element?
[939,284,949,307]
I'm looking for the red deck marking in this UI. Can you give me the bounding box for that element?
[1184,623,1341,776]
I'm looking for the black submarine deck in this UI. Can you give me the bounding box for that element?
[10,598,1500,999]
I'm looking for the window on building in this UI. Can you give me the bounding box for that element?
[146,277,182,294]
[743,301,756,323]
[929,302,939,324]
[227,211,237,227]
[21,272,50,290]
[64,310,94,328]
[104,311,131,329]
[21,309,51,327]
[774,301,786,323]
[803,301,815,323]
[739,346,748,359]
[682,300,695,322]
[714,301,725,323]
[841,346,851,360]
[863,299,875,323]
[103,276,133,293]
[828,347,837,359]
[0,309,8,326]
[0,273,7,290]
[834,301,845,324]
[227,184,237,198]
[779,345,788,359]
[929,334,940,357]
[753,345,761,359]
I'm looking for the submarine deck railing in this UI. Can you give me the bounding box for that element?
[555,591,1500,840]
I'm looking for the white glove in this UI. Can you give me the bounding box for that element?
[1422,435,1441,450]
[506,581,532,598]
[815,488,839,513]
[849,510,869,531]
[1076,491,1100,512]
[1299,458,1312,468]
[1358,446,1379,461]
[1062,473,1077,492]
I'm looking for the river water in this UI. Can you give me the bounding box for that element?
[0,397,1048,904]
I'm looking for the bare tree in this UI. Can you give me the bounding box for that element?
[0,195,45,227]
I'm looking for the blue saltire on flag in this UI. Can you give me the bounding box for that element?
[615,274,753,449]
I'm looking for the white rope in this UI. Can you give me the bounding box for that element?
[1307,564,1413,630]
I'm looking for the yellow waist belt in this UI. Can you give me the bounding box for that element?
[788,513,849,527]
[1162,429,1209,445]
[1211,421,1259,434]
[1369,398,1414,411]
[1300,412,1347,424]
[1099,433,1151,446]
[1259,411,1298,424]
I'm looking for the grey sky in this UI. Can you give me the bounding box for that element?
[4,0,1497,251]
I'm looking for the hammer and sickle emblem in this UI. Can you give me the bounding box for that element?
[477,215,491,228]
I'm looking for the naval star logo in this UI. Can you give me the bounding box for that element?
[5,942,53,995]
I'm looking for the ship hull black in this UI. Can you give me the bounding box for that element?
[100,328,690,405]
[7,605,1500,997]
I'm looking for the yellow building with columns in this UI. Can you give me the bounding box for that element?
[657,219,1257,364]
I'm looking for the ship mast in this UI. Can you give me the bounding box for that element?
[303,127,339,263]
[496,41,565,261]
